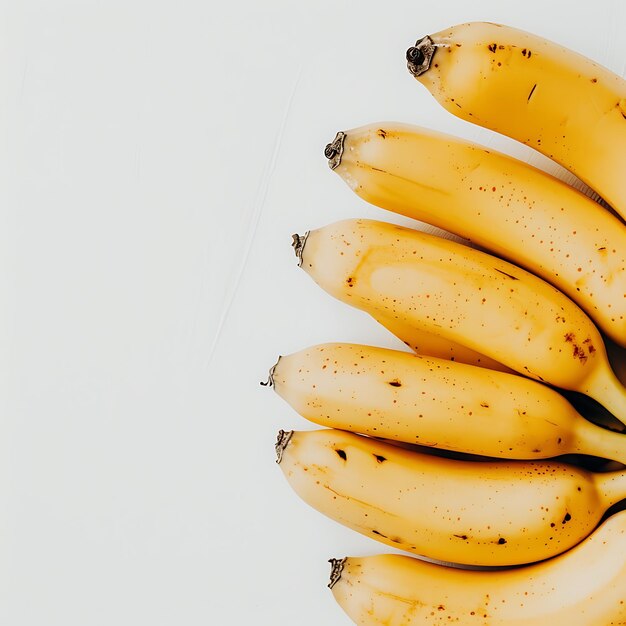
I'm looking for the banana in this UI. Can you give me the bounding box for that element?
[328,509,626,625]
[370,310,513,372]
[294,218,626,424]
[405,22,626,223]
[271,342,626,463]
[276,428,626,566]
[324,122,626,346]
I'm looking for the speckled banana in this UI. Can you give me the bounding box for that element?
[328,509,626,625]
[276,428,626,566]
[294,219,626,424]
[324,122,626,346]
[271,342,626,463]
[406,21,626,222]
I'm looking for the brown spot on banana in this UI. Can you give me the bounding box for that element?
[572,344,588,363]
[494,268,519,280]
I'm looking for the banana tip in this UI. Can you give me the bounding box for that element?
[275,429,293,464]
[260,356,281,387]
[291,232,309,267]
[406,35,436,77]
[324,131,346,170]
[328,557,347,589]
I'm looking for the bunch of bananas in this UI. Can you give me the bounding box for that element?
[266,22,626,624]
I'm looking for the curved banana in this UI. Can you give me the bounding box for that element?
[406,21,626,222]
[276,428,626,566]
[295,218,626,423]
[371,310,513,372]
[329,509,626,625]
[271,342,626,463]
[325,122,626,346]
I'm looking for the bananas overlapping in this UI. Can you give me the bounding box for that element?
[268,21,626,625]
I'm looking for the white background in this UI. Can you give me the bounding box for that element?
[2,1,626,624]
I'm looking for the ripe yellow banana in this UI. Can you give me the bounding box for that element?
[271,342,626,463]
[328,509,626,625]
[276,428,626,566]
[295,218,626,424]
[370,310,513,372]
[406,21,626,222]
[324,122,626,346]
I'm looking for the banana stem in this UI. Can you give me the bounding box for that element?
[573,418,626,465]
[328,558,346,589]
[596,469,626,509]
[291,232,309,267]
[585,364,626,428]
[275,429,293,464]
[406,35,436,77]
[260,356,281,388]
[324,132,346,170]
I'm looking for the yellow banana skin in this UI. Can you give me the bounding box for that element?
[272,342,626,463]
[297,218,626,424]
[329,510,626,625]
[370,311,513,373]
[406,21,626,222]
[276,428,626,566]
[326,122,626,346]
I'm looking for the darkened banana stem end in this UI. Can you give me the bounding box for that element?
[291,231,309,267]
[325,131,346,170]
[406,35,436,77]
[275,429,293,464]
[260,356,281,387]
[328,558,347,589]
